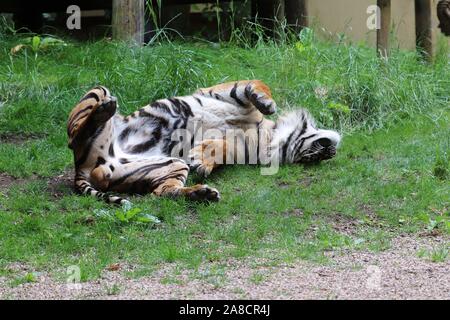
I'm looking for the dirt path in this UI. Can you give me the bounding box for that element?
[1,235,448,300]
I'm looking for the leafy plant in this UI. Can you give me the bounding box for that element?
[9,272,38,287]
[417,246,449,263]
[10,36,67,55]
[327,101,351,114]
[433,145,449,180]
[95,204,161,226]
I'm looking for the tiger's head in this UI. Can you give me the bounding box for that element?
[272,109,341,164]
[67,86,117,150]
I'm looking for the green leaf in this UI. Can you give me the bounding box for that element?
[137,213,161,224]
[40,37,67,49]
[327,102,351,114]
[114,210,126,222]
[31,36,41,52]
[124,207,142,220]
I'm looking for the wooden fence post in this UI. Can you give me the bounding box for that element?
[377,0,391,57]
[415,0,435,60]
[285,0,308,33]
[112,0,145,44]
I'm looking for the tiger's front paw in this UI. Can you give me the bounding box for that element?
[187,184,220,202]
[246,81,277,115]
[250,94,277,115]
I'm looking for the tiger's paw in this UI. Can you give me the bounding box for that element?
[251,94,277,115]
[246,81,277,115]
[187,184,220,202]
[95,96,117,120]
[188,140,224,178]
[190,162,214,178]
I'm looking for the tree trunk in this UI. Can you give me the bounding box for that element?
[415,0,435,60]
[112,0,145,44]
[377,0,391,58]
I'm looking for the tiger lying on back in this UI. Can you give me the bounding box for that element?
[68,80,341,205]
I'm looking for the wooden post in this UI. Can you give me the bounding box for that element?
[112,0,145,44]
[415,0,434,60]
[285,0,308,33]
[377,0,391,58]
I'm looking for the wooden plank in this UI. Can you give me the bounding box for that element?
[0,0,112,12]
[0,0,246,13]
[376,0,391,58]
[285,0,308,33]
[112,0,144,44]
[415,0,434,59]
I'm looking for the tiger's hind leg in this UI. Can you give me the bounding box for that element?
[195,80,277,115]
[109,157,220,202]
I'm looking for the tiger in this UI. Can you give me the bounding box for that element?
[437,0,450,36]
[67,80,341,205]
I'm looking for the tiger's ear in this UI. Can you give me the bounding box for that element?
[67,86,108,149]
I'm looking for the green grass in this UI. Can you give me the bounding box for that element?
[417,245,449,263]
[0,30,449,282]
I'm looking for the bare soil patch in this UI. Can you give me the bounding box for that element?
[46,170,74,198]
[0,173,32,192]
[1,235,448,300]
[0,170,74,198]
[0,173,16,190]
[0,133,46,145]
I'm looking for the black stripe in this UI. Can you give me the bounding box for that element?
[119,127,134,141]
[94,156,106,168]
[70,105,93,123]
[75,123,106,168]
[292,133,316,155]
[194,96,203,106]
[178,99,194,117]
[96,86,107,96]
[128,124,162,154]
[173,118,182,129]
[168,98,182,114]
[230,82,246,107]
[282,132,295,163]
[244,83,252,100]
[108,143,115,157]
[139,109,170,127]
[129,137,160,154]
[113,197,123,204]
[79,92,99,103]
[109,160,175,188]
[151,101,177,118]
[288,121,309,162]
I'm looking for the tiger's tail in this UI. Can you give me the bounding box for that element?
[74,173,130,206]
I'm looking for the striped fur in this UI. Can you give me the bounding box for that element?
[67,80,341,204]
[438,0,450,35]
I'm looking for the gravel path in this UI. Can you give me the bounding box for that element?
[1,235,448,300]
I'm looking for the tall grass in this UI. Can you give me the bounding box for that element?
[0,17,448,136]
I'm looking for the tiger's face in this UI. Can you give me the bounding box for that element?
[273,109,341,164]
